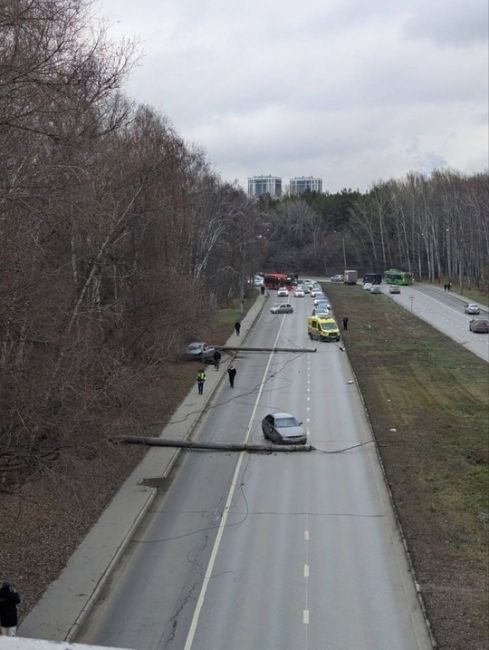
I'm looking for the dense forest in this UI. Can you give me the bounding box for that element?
[260,170,489,288]
[1,0,487,483]
[0,0,263,482]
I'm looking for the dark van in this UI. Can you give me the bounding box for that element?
[363,272,382,285]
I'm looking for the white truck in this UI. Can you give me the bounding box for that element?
[344,269,358,284]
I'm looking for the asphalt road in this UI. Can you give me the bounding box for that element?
[380,283,489,362]
[77,293,433,650]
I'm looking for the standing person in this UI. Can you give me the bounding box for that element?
[228,365,237,388]
[196,368,206,395]
[234,321,241,336]
[342,316,349,331]
[260,284,265,296]
[0,582,20,636]
[212,349,221,370]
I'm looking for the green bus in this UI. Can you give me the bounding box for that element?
[384,269,413,285]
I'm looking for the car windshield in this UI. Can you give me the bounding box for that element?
[275,417,298,427]
[320,322,337,330]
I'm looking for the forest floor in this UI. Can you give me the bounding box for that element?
[327,282,489,650]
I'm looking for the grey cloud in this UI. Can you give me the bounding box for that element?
[96,0,488,192]
[403,0,488,46]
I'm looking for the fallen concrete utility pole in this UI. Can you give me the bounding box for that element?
[217,346,317,353]
[120,436,314,453]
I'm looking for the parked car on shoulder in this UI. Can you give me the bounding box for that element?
[469,319,489,333]
[465,303,480,315]
[330,274,343,282]
[315,299,331,310]
[370,285,382,294]
[277,286,289,297]
[184,342,216,362]
[311,308,330,317]
[270,303,294,314]
[313,294,326,306]
[388,285,400,294]
[262,412,306,445]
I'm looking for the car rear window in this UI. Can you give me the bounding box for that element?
[275,417,298,427]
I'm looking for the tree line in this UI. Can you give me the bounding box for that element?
[0,0,263,482]
[259,170,488,289]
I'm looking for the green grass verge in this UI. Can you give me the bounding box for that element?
[326,282,489,649]
[211,291,258,344]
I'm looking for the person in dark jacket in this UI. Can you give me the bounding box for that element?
[342,316,349,331]
[227,365,237,388]
[212,349,221,370]
[0,582,20,636]
[234,321,241,335]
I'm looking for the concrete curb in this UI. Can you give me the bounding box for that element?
[19,294,267,642]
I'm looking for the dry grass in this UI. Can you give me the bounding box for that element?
[327,282,489,650]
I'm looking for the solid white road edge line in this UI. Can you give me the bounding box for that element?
[183,315,288,650]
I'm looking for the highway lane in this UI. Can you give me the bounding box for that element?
[380,283,489,362]
[78,292,433,650]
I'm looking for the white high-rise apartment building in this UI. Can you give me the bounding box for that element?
[248,175,282,198]
[289,176,322,195]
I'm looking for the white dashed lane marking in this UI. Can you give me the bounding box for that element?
[303,610,310,625]
[304,564,310,578]
[304,530,310,541]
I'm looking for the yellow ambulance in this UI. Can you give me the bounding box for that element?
[307,316,340,342]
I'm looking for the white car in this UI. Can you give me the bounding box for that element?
[277,287,289,297]
[370,285,382,294]
[464,303,480,315]
[363,282,372,291]
[310,288,322,297]
[294,288,305,297]
[270,303,294,314]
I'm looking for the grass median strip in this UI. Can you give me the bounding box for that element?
[327,283,488,650]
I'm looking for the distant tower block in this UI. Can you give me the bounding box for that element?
[289,176,323,195]
[248,175,282,198]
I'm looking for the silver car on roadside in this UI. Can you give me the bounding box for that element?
[261,412,306,444]
[184,342,216,362]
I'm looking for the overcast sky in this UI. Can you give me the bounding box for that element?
[95,0,488,193]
